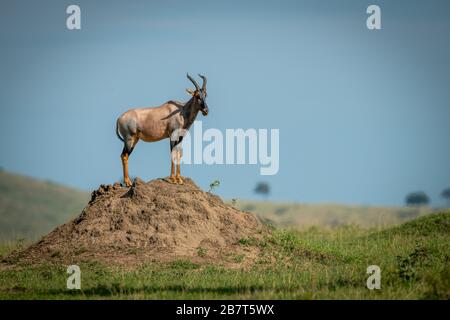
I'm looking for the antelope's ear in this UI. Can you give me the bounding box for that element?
[186,88,195,96]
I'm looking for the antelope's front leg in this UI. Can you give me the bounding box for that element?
[175,148,183,185]
[169,159,177,184]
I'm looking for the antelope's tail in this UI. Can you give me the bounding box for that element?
[115,119,124,142]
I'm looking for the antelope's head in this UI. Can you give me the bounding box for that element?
[186,73,209,116]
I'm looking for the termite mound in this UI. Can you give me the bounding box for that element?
[5,177,267,267]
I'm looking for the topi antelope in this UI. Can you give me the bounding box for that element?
[116,73,209,186]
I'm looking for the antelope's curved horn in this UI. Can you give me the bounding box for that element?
[198,74,207,92]
[186,73,200,91]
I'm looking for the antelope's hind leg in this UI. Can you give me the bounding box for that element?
[168,140,177,184]
[121,136,138,187]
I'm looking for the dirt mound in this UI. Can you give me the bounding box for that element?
[7,177,266,267]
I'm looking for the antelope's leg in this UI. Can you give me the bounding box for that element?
[169,159,177,184]
[169,139,178,184]
[176,149,183,185]
[121,136,138,187]
[121,152,132,187]
[169,146,177,183]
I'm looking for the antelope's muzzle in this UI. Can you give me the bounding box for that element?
[201,104,209,116]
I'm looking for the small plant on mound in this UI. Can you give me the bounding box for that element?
[238,237,258,246]
[233,254,245,263]
[15,237,26,250]
[208,180,220,193]
[197,247,208,257]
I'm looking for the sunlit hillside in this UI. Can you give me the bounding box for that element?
[0,170,89,240]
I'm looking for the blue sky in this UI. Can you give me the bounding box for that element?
[0,0,449,206]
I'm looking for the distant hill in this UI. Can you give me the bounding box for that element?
[232,200,435,229]
[0,170,89,240]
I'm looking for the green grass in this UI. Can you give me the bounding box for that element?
[1,212,448,299]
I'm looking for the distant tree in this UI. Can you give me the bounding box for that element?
[442,187,450,206]
[254,182,270,198]
[405,191,430,207]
